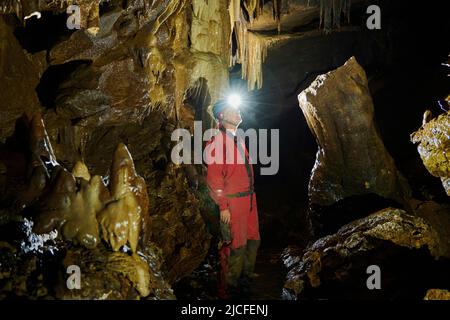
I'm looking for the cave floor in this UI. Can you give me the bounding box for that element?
[248,247,285,300]
[173,246,286,300]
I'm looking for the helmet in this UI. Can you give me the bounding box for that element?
[212,99,229,120]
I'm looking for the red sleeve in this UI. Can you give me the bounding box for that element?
[205,140,228,211]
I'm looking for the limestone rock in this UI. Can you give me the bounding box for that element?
[0,17,41,142]
[0,0,227,293]
[55,58,151,127]
[48,8,123,65]
[424,289,450,300]
[0,113,58,213]
[98,143,149,253]
[146,163,211,283]
[57,245,174,299]
[34,166,108,249]
[0,226,173,299]
[283,208,450,299]
[298,57,411,206]
[2,114,151,253]
[413,200,450,258]
[411,110,450,196]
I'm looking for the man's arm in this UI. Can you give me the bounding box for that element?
[205,140,231,224]
[206,153,228,211]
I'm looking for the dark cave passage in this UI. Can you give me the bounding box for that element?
[13,11,73,54]
[174,0,450,301]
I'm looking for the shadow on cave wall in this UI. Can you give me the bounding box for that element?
[36,60,92,109]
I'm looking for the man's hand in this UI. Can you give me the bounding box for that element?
[220,209,231,224]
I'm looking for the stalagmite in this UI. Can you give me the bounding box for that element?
[107,252,151,297]
[72,160,91,181]
[97,143,149,253]
[34,164,109,249]
[24,116,150,252]
[298,57,411,206]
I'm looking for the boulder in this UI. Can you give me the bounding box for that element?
[283,207,450,300]
[298,57,411,207]
[424,289,450,300]
[411,109,450,196]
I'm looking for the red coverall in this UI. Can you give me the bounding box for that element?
[205,128,260,296]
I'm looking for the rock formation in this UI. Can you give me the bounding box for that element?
[0,113,189,299]
[20,113,149,253]
[298,57,411,207]
[424,289,450,300]
[0,0,217,289]
[411,106,450,196]
[1,0,448,302]
[97,143,149,253]
[283,208,450,300]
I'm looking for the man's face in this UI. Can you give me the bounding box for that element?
[223,106,242,127]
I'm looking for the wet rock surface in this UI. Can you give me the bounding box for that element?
[55,245,174,300]
[0,113,204,299]
[424,289,450,300]
[283,207,450,300]
[0,221,174,299]
[298,57,411,208]
[0,0,215,297]
[0,17,42,140]
[411,108,450,196]
[0,0,449,302]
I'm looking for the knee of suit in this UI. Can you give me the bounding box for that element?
[230,246,246,257]
[246,239,261,251]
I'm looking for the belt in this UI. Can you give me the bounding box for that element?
[225,189,254,210]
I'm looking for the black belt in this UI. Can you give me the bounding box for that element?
[226,189,254,210]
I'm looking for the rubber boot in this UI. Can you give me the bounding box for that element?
[243,239,260,278]
[226,246,245,299]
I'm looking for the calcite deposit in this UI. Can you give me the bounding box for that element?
[411,108,450,196]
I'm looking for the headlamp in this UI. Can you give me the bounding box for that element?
[227,94,242,109]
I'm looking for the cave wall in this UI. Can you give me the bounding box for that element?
[0,0,232,286]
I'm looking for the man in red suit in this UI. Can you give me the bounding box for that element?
[204,99,260,298]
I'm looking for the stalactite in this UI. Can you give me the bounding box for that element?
[272,0,282,32]
[152,0,187,35]
[189,0,230,125]
[241,30,291,90]
[318,0,351,31]
[229,1,287,90]
[229,0,241,49]
[229,0,354,91]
